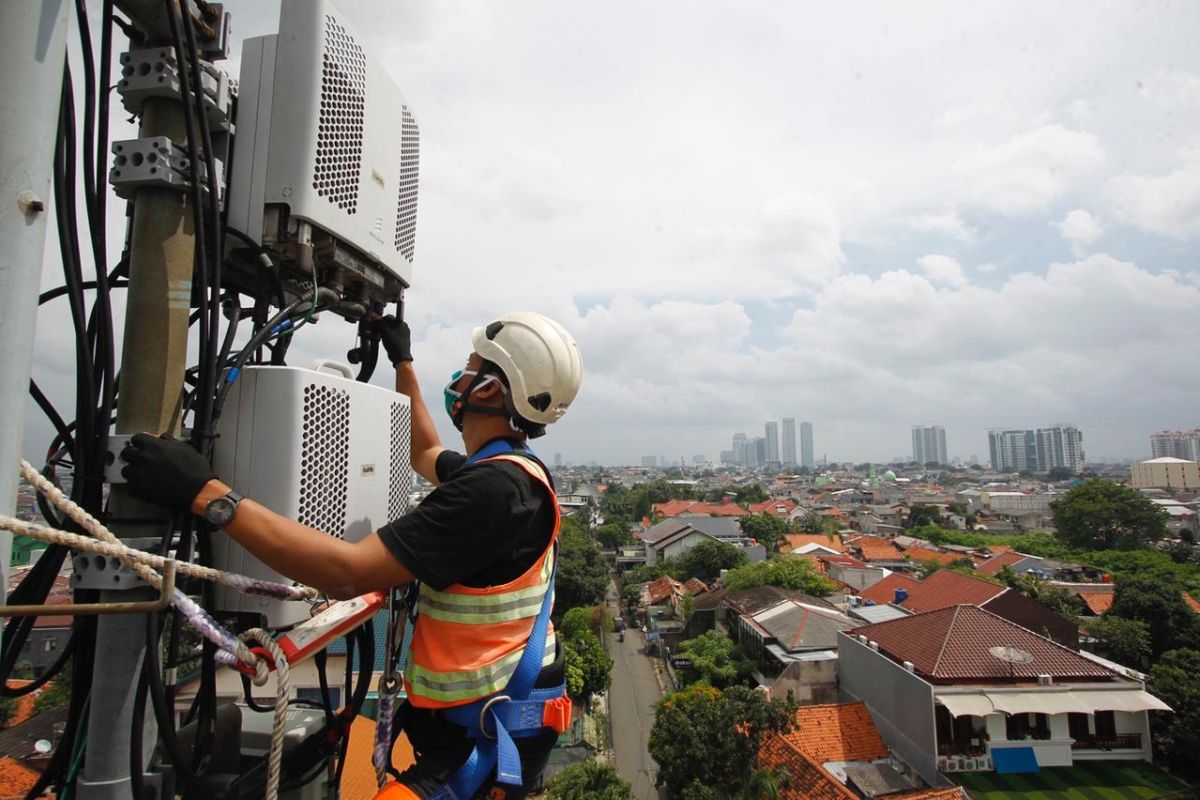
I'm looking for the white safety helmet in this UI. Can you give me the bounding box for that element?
[472,312,583,431]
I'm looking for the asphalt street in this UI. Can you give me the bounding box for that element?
[606,594,671,800]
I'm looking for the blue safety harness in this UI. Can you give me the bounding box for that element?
[414,438,566,800]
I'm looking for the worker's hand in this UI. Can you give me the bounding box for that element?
[370,314,413,366]
[120,433,216,510]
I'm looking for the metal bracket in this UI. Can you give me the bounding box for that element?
[72,541,166,591]
[0,561,176,617]
[118,47,235,131]
[109,136,215,200]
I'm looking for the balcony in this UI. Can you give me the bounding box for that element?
[1071,733,1142,751]
[938,740,988,758]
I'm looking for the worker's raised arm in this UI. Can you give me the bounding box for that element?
[394,360,445,484]
[371,314,445,484]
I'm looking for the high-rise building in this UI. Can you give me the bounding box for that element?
[719,449,735,465]
[732,432,748,467]
[911,425,948,465]
[1151,430,1200,461]
[782,418,797,467]
[641,456,657,469]
[989,426,1084,472]
[747,437,767,469]
[554,453,562,468]
[800,422,814,469]
[765,421,780,467]
[1037,425,1084,472]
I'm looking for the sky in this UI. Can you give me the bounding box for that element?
[26,0,1200,467]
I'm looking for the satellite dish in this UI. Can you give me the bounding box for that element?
[33,739,52,754]
[989,645,1034,664]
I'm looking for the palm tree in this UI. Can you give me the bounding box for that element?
[546,760,634,800]
[739,766,790,800]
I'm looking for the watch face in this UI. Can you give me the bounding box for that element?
[206,496,237,527]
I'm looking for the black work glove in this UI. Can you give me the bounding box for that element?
[120,433,217,511]
[370,314,412,366]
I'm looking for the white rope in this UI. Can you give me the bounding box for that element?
[240,628,290,800]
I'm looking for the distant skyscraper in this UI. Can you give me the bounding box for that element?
[641,456,657,469]
[989,425,1084,472]
[554,453,562,468]
[782,418,797,467]
[800,422,814,469]
[765,422,780,466]
[720,450,735,465]
[911,425,948,465]
[732,432,748,466]
[1151,430,1200,461]
[1037,424,1084,472]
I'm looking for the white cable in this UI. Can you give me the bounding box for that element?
[240,628,290,800]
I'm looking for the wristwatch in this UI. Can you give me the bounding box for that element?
[203,490,245,528]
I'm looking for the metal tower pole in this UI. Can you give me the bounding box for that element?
[0,0,69,633]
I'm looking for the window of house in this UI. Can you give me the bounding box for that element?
[1095,710,1117,738]
[1005,713,1030,739]
[1032,713,1050,739]
[1068,712,1090,739]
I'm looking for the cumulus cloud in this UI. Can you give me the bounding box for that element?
[916,255,967,287]
[1054,209,1104,255]
[908,211,976,243]
[1106,154,1200,239]
[954,124,1104,215]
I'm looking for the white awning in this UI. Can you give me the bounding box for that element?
[986,690,1095,715]
[936,693,995,718]
[1076,689,1172,713]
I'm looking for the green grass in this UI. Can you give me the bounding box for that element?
[952,761,1193,799]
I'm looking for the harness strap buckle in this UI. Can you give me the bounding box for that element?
[478,694,511,740]
[541,694,572,734]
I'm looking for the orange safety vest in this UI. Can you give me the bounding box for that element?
[404,453,560,708]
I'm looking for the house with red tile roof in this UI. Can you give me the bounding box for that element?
[0,757,41,800]
[895,569,1079,648]
[748,497,799,517]
[779,533,844,555]
[839,605,1169,784]
[974,550,1029,577]
[858,573,921,607]
[851,536,905,563]
[651,498,750,518]
[902,546,969,567]
[756,702,964,799]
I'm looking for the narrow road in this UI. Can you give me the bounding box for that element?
[606,591,670,800]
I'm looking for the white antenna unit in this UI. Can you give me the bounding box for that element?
[211,362,411,627]
[226,0,418,308]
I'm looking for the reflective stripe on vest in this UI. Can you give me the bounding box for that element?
[405,453,560,708]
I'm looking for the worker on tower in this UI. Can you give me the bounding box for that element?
[121,311,584,800]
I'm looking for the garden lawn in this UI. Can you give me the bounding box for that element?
[952,760,1190,799]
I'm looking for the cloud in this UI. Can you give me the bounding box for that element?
[1106,153,1200,239]
[1054,209,1104,256]
[954,124,1104,216]
[908,212,976,243]
[916,254,967,288]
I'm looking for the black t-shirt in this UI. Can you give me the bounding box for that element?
[377,438,564,786]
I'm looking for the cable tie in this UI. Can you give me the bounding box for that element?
[225,367,240,385]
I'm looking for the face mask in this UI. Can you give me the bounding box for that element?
[443,369,472,420]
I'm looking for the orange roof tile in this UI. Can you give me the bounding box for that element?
[339,715,415,800]
[749,498,799,517]
[780,534,845,554]
[854,537,903,562]
[976,550,1028,576]
[903,547,964,566]
[1185,594,1200,614]
[783,702,890,763]
[899,570,1005,613]
[0,757,41,800]
[859,573,922,606]
[758,736,853,800]
[1082,593,1114,615]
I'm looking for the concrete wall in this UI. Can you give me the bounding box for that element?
[838,632,940,786]
[769,658,839,705]
[1132,460,1200,489]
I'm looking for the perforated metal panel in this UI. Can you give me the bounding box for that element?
[298,384,350,536]
[394,106,419,259]
[388,401,412,520]
[313,14,365,214]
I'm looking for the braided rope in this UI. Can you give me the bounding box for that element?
[240,629,290,800]
[372,685,398,787]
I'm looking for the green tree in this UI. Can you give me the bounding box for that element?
[795,512,828,534]
[723,558,836,596]
[649,685,796,799]
[679,539,748,581]
[563,629,613,703]
[906,504,943,529]
[1109,576,1200,659]
[740,514,791,552]
[1046,466,1075,481]
[1051,479,1168,551]
[557,522,611,615]
[0,697,16,727]
[595,522,632,550]
[676,630,750,688]
[740,767,791,800]
[733,484,769,505]
[1148,648,1200,779]
[1085,615,1151,667]
[560,605,607,641]
[34,679,69,715]
[996,568,1085,618]
[546,760,633,800]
